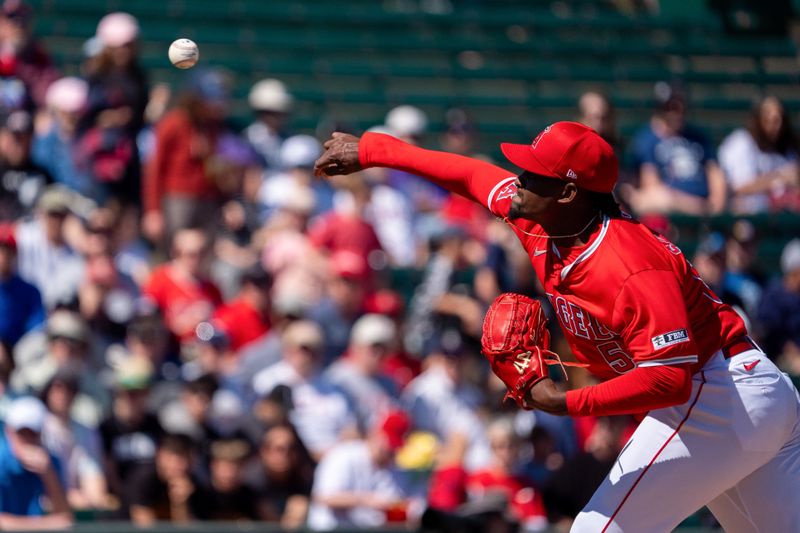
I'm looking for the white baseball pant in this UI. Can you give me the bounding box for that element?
[571,348,800,532]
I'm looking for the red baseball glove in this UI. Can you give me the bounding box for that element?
[481,293,579,407]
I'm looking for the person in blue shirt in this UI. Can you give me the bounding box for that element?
[0,223,44,347]
[625,83,727,215]
[0,396,72,529]
[758,239,800,359]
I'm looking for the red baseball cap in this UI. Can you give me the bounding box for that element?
[501,121,618,193]
[378,410,411,451]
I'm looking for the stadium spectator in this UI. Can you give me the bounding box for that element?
[308,251,369,363]
[308,177,384,266]
[15,186,85,308]
[12,310,109,428]
[212,264,272,353]
[244,422,313,527]
[180,322,238,392]
[543,417,629,528]
[626,83,726,215]
[324,313,400,431]
[202,437,264,520]
[40,369,109,510]
[402,328,490,470]
[143,227,223,343]
[158,374,219,451]
[757,239,800,362]
[0,0,58,108]
[79,221,140,342]
[33,77,93,197]
[307,410,412,530]
[718,95,799,214]
[0,222,43,346]
[0,109,51,220]
[0,396,72,529]
[251,320,357,459]
[404,226,470,355]
[721,219,765,317]
[245,78,293,170]
[128,432,212,524]
[577,91,619,150]
[142,69,230,244]
[260,134,331,217]
[98,356,161,510]
[80,12,148,205]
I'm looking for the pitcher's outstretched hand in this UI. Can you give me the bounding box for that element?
[314,132,362,177]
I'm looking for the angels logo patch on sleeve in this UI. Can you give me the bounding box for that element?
[651,329,690,350]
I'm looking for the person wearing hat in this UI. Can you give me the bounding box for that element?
[0,221,44,346]
[316,123,800,531]
[79,11,147,204]
[98,355,162,510]
[33,76,94,197]
[251,320,357,461]
[402,327,489,472]
[244,78,294,170]
[0,396,72,528]
[757,238,800,361]
[624,82,727,216]
[40,369,110,510]
[0,109,52,220]
[324,313,401,431]
[142,69,231,245]
[307,409,411,530]
[0,0,59,107]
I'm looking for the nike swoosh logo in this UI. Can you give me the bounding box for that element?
[534,249,547,257]
[743,360,760,372]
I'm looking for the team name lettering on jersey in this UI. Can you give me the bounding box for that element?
[551,296,615,341]
[547,293,635,374]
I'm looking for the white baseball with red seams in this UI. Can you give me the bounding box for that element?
[168,38,199,69]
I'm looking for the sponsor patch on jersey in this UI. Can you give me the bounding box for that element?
[651,329,690,350]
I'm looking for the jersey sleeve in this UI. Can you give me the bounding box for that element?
[611,269,700,367]
[359,132,517,218]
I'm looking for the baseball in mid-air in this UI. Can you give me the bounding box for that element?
[168,38,199,69]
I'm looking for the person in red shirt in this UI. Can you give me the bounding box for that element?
[143,227,222,343]
[212,265,272,352]
[142,70,229,245]
[467,418,548,532]
[315,124,800,532]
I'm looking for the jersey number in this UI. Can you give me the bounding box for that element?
[597,341,636,374]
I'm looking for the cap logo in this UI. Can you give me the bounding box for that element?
[530,125,552,150]
[566,169,578,180]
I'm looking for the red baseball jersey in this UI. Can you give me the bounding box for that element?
[486,184,747,379]
[359,133,748,381]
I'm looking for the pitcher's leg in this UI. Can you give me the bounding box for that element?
[572,372,783,533]
[706,377,800,533]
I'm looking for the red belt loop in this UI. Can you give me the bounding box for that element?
[721,336,759,359]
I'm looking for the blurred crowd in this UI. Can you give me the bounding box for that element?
[0,2,798,531]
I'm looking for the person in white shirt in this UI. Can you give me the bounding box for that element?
[251,320,357,459]
[718,96,799,214]
[16,186,85,309]
[307,410,411,530]
[40,370,109,509]
[324,314,400,432]
[402,328,490,471]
